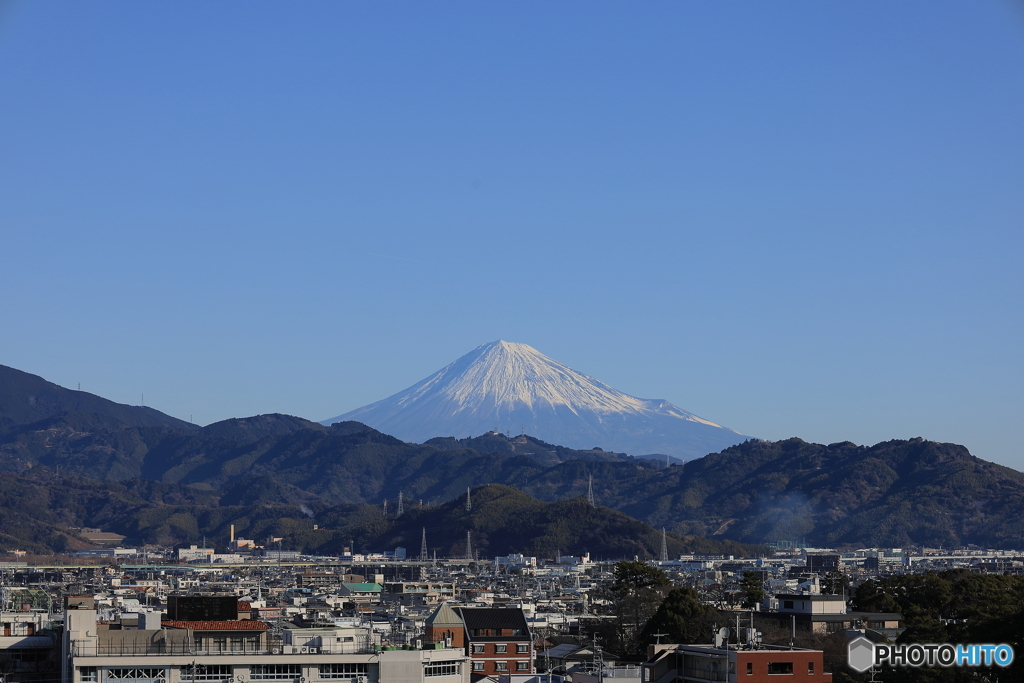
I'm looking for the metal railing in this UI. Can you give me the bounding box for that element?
[70,640,378,657]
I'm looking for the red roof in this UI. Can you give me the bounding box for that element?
[237,601,252,611]
[162,620,269,631]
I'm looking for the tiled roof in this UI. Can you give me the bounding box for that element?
[426,602,463,627]
[457,607,529,633]
[237,601,252,611]
[162,620,269,631]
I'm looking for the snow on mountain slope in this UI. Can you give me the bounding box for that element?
[322,341,747,459]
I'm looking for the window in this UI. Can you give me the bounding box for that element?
[746,663,752,675]
[424,661,461,677]
[517,644,529,653]
[320,664,368,681]
[767,662,794,675]
[472,663,484,672]
[495,644,507,654]
[496,663,508,672]
[472,644,485,654]
[250,665,302,681]
[230,637,244,652]
[516,662,529,671]
[81,668,98,683]
[182,666,232,682]
[212,637,227,652]
[808,662,814,675]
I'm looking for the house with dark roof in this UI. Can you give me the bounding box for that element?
[425,605,533,681]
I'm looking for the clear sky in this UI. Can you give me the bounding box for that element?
[2,2,1022,468]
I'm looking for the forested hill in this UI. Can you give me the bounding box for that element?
[2,363,1023,550]
[0,364,195,431]
[560,437,1024,550]
[0,470,762,559]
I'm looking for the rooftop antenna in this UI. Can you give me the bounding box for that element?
[397,491,404,516]
[466,531,473,561]
[466,487,472,512]
[660,528,669,562]
[420,528,428,562]
[587,475,595,506]
[651,632,668,645]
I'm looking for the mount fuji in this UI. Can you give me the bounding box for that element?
[322,341,747,460]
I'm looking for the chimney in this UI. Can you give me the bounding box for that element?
[230,525,235,544]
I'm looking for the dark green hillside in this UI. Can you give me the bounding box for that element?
[0,364,194,431]
[0,469,761,559]
[313,484,762,560]
[3,363,1024,549]
[555,438,1024,548]
[0,411,183,479]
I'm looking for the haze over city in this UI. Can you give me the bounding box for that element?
[2,2,1022,468]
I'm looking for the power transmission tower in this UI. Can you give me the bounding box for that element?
[465,487,472,512]
[465,531,473,561]
[397,491,404,516]
[587,475,595,506]
[660,528,669,562]
[420,528,428,562]
[382,499,388,517]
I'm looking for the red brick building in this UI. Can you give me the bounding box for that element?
[425,604,533,681]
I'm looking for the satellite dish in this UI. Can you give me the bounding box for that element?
[714,627,730,649]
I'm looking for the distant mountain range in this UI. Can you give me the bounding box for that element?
[2,362,1024,552]
[323,340,746,460]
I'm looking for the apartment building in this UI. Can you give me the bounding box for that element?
[62,607,469,683]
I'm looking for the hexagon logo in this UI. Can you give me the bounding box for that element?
[848,637,875,673]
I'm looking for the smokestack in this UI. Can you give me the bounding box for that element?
[230,525,235,544]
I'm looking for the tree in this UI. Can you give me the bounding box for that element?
[739,571,766,610]
[642,587,721,645]
[607,561,672,655]
[821,570,847,596]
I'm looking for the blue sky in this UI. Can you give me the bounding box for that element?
[2,2,1023,468]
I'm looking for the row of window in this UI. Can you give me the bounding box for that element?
[744,662,814,675]
[471,662,530,672]
[423,661,461,677]
[470,644,529,654]
[79,664,371,683]
[194,637,262,652]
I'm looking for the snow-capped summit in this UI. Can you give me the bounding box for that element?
[322,341,747,459]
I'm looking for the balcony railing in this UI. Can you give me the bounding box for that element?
[70,641,377,657]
